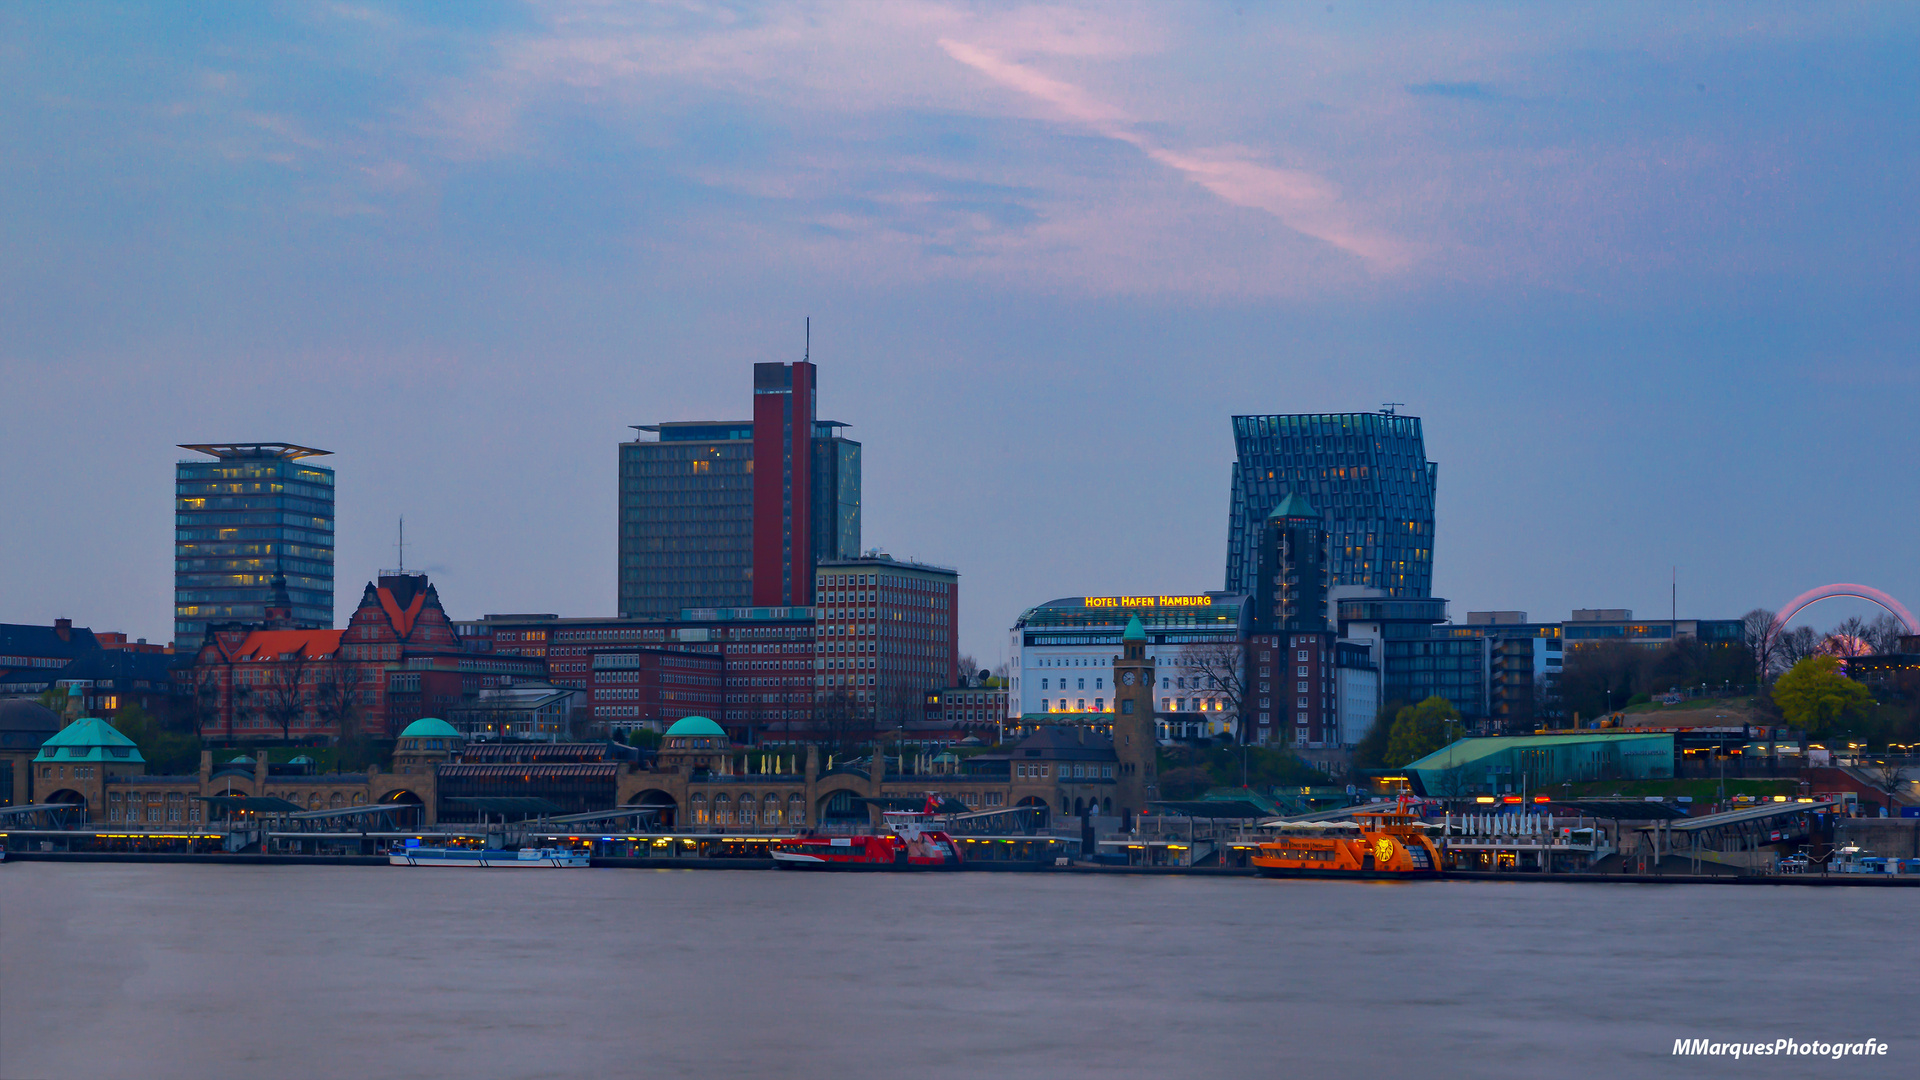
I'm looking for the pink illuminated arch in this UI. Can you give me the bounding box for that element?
[1772,584,1920,637]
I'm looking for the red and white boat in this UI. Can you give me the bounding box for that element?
[772,798,962,870]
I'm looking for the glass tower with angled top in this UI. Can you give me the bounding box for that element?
[1225,412,1436,600]
[174,442,335,649]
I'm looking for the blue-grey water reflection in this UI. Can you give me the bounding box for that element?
[0,865,1907,1079]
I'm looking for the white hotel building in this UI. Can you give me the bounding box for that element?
[1007,594,1248,741]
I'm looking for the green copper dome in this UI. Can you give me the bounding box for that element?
[398,717,461,740]
[1122,615,1148,642]
[665,715,727,737]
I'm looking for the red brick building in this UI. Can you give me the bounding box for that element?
[187,572,542,741]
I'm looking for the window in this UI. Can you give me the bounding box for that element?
[1102,765,1113,779]
[1076,678,1085,690]
[1297,650,1309,660]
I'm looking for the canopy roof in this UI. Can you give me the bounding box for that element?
[1268,492,1320,519]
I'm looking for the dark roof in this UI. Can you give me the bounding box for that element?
[53,649,179,687]
[1014,726,1117,760]
[0,699,61,736]
[0,622,100,660]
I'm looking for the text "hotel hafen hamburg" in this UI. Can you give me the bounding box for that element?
[1084,596,1214,609]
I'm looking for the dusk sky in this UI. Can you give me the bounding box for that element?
[3,2,1916,663]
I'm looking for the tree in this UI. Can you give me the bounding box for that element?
[111,704,203,775]
[1864,614,1910,656]
[256,654,311,742]
[812,689,873,760]
[1828,617,1875,658]
[1383,696,1463,768]
[1860,760,1910,817]
[1742,609,1779,682]
[1558,641,1651,721]
[1175,640,1247,742]
[1351,700,1404,770]
[311,667,362,743]
[1772,655,1875,740]
[1775,626,1822,672]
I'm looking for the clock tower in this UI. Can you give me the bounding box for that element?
[1112,614,1157,824]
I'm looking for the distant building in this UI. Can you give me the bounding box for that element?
[174,442,334,651]
[815,553,959,731]
[456,606,816,743]
[0,620,179,720]
[445,682,583,741]
[1225,411,1437,600]
[1245,493,1337,748]
[925,681,1008,731]
[187,572,542,741]
[617,361,860,619]
[1007,594,1243,741]
[1403,732,1674,798]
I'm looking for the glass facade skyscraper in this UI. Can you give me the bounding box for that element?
[1225,412,1437,599]
[174,443,334,649]
[618,413,860,620]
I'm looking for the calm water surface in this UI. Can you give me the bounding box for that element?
[1,864,1910,1079]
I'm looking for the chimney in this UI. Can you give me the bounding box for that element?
[54,618,71,642]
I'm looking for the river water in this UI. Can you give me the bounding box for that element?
[1,864,1908,1079]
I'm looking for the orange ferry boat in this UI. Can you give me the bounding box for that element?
[1251,802,1441,879]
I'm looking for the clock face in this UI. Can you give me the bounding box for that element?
[1121,671,1136,686]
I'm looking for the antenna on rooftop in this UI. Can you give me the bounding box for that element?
[397,516,406,573]
[804,316,810,363]
[1381,403,1404,417]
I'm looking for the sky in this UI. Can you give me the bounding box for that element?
[3,1,1917,665]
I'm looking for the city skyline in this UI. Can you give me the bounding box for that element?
[3,3,1917,662]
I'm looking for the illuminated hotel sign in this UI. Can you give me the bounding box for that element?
[1084,595,1213,609]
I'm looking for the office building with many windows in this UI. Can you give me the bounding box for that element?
[618,362,860,619]
[174,443,334,650]
[1225,411,1437,600]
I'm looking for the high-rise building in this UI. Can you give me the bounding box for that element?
[174,443,334,650]
[814,554,958,728]
[1245,493,1337,748]
[1225,412,1437,600]
[618,362,859,619]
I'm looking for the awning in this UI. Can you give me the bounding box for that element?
[445,796,565,815]
[196,795,304,813]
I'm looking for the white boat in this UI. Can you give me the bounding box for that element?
[389,845,589,868]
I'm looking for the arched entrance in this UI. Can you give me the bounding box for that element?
[818,789,866,826]
[382,789,425,830]
[632,789,677,830]
[41,789,87,822]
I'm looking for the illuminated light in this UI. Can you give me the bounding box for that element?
[1475,797,1496,804]
[1501,796,1522,804]
[1532,796,1550,803]
[1774,796,1789,802]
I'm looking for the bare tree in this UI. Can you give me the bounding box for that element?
[256,653,311,743]
[1829,616,1875,658]
[1864,614,1909,656]
[1774,626,1822,672]
[1742,608,1778,681]
[311,667,362,743]
[812,689,873,760]
[1860,760,1911,817]
[1176,640,1247,742]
